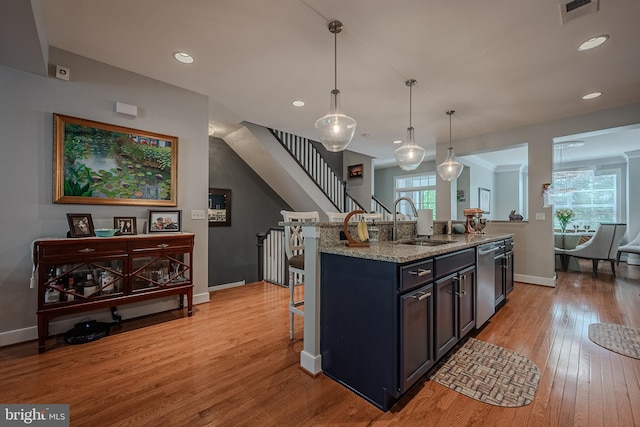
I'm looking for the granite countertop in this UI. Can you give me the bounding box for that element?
[320,233,513,263]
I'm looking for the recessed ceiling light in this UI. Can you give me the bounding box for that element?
[578,35,609,51]
[173,52,194,64]
[582,92,602,100]
[393,140,403,144]
[292,100,305,107]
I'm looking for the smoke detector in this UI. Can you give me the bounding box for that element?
[559,0,599,25]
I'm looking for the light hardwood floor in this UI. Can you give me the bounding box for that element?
[1,261,639,426]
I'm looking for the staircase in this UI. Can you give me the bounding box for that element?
[224,122,367,216]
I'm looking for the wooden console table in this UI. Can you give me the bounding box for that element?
[34,233,194,353]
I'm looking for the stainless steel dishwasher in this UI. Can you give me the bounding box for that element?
[476,242,500,328]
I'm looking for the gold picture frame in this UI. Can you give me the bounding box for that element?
[53,114,178,206]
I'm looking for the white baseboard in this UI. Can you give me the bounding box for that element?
[208,280,246,291]
[515,273,556,287]
[0,291,210,349]
[300,350,322,376]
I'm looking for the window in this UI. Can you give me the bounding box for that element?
[395,173,436,218]
[552,168,619,229]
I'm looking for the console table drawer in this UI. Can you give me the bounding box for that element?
[37,240,127,260]
[129,235,193,253]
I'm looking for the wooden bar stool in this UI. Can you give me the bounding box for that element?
[280,210,319,339]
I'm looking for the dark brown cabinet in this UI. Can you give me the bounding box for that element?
[35,234,194,353]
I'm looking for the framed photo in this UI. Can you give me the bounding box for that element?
[53,114,178,207]
[66,213,95,238]
[479,187,491,214]
[348,164,363,179]
[114,216,137,235]
[208,188,231,227]
[147,210,181,233]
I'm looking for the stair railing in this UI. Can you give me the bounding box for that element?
[372,195,393,220]
[256,228,286,286]
[270,129,345,211]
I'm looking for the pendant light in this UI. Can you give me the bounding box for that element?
[394,79,425,171]
[315,20,357,152]
[437,110,464,181]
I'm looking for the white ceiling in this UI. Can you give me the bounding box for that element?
[5,0,640,167]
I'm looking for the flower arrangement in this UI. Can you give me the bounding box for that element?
[555,208,575,233]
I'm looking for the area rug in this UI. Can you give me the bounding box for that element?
[588,323,640,359]
[429,337,540,407]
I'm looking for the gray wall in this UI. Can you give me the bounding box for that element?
[208,137,290,286]
[343,150,374,210]
[495,169,521,220]
[0,48,210,346]
[374,160,438,212]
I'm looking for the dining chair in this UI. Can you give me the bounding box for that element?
[616,231,640,265]
[555,223,627,277]
[280,210,320,339]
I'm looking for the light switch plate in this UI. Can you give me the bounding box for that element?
[191,210,206,220]
[535,213,545,220]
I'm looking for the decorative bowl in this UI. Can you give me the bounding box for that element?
[94,228,118,237]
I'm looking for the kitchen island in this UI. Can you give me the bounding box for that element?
[319,231,514,411]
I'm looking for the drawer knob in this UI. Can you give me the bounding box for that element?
[78,248,95,253]
[157,244,170,249]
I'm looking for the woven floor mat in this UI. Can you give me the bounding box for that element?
[429,337,540,407]
[588,323,640,359]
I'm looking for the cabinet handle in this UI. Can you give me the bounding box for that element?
[157,244,170,249]
[412,291,432,301]
[78,248,95,253]
[409,268,431,277]
[456,275,467,296]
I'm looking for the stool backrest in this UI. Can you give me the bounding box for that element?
[280,210,319,260]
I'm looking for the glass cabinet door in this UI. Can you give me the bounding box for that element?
[131,252,191,292]
[42,259,125,305]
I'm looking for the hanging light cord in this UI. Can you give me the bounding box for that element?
[447,110,455,149]
[409,84,413,128]
[333,29,338,91]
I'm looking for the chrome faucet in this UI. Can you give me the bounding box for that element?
[393,197,419,241]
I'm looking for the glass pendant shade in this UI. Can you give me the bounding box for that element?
[437,110,464,181]
[394,127,425,171]
[315,20,356,152]
[394,79,425,171]
[315,89,357,152]
[437,147,464,181]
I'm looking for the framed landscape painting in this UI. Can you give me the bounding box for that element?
[53,114,178,206]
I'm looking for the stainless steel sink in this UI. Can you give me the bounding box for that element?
[397,239,452,246]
